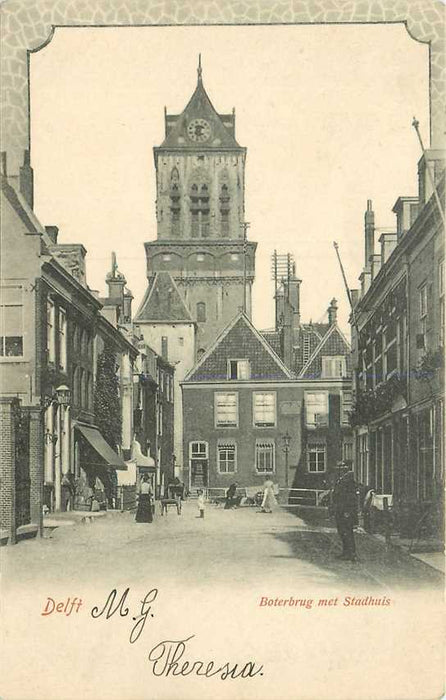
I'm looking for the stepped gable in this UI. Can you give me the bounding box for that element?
[134,271,192,322]
[186,313,292,382]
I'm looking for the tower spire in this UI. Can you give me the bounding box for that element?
[197,53,202,83]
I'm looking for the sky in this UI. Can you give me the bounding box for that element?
[30,24,429,334]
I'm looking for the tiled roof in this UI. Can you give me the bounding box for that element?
[134,272,193,323]
[261,330,281,356]
[186,313,292,382]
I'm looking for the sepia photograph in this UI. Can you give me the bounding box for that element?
[1,2,445,699]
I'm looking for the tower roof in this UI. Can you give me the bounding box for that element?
[134,271,193,323]
[157,57,243,151]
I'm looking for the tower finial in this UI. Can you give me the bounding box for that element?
[197,53,202,82]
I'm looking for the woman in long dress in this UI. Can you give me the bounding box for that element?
[261,480,277,513]
[135,475,153,523]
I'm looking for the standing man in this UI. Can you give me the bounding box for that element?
[332,471,358,561]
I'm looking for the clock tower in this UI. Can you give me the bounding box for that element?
[140,57,257,356]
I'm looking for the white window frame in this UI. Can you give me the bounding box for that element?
[305,392,329,428]
[58,307,67,371]
[47,298,56,363]
[189,441,208,459]
[321,356,346,378]
[217,441,237,474]
[253,391,276,428]
[307,443,326,473]
[255,440,275,474]
[0,284,24,358]
[227,358,251,380]
[215,392,238,428]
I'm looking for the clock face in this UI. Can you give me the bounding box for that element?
[187,118,211,143]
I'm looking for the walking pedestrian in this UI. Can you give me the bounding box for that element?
[197,489,205,518]
[135,474,153,523]
[260,480,277,513]
[332,471,358,561]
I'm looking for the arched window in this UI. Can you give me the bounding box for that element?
[190,182,210,238]
[196,302,206,322]
[169,168,181,236]
[220,183,230,237]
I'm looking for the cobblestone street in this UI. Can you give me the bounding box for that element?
[2,502,443,700]
[3,501,443,595]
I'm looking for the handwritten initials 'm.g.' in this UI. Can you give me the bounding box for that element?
[91,588,130,620]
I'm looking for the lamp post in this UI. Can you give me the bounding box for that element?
[282,432,292,490]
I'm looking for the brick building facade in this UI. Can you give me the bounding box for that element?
[182,311,352,494]
[350,149,445,535]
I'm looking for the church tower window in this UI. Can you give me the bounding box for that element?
[169,168,181,236]
[220,183,230,237]
[190,182,210,238]
[197,302,206,322]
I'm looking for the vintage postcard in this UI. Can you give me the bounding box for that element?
[1,2,445,699]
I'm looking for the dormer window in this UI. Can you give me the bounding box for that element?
[321,356,346,378]
[227,359,250,380]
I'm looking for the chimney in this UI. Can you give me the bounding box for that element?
[351,289,359,307]
[48,243,87,286]
[1,152,7,176]
[106,252,126,303]
[392,196,419,240]
[417,149,446,206]
[364,199,375,269]
[45,226,59,244]
[328,298,338,325]
[359,270,371,297]
[379,232,398,265]
[123,287,133,324]
[19,150,34,209]
[371,253,381,280]
[278,266,301,370]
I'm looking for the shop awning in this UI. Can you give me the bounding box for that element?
[76,424,127,470]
